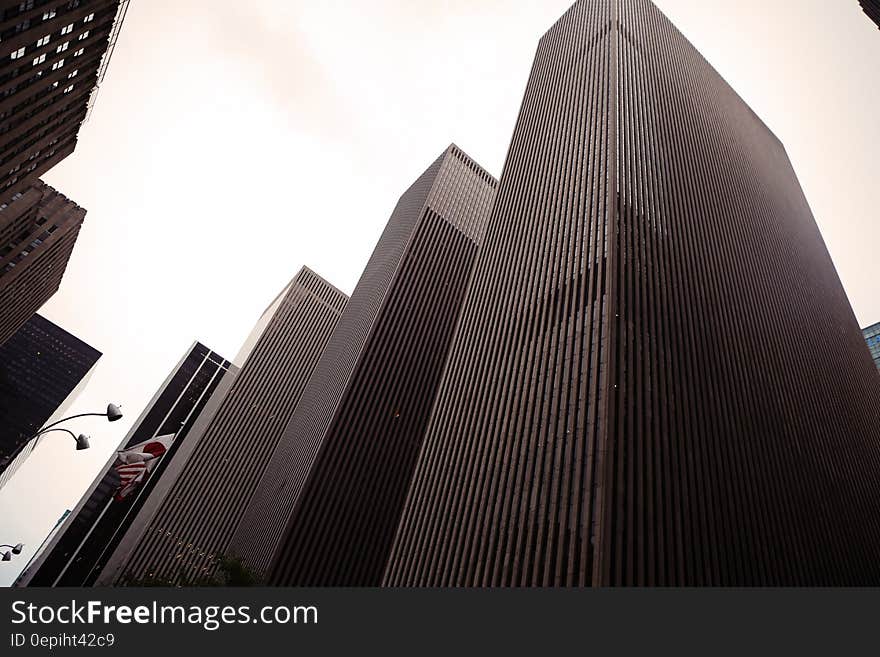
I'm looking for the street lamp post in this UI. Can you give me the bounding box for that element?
[0,403,123,471]
[0,543,24,561]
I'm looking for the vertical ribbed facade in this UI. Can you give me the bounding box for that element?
[385,0,880,586]
[231,145,497,585]
[18,342,231,587]
[94,268,347,585]
[0,181,84,345]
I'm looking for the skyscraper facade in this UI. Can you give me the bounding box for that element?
[863,322,880,371]
[93,268,348,585]
[0,0,125,206]
[17,342,233,586]
[860,0,880,29]
[231,145,497,585]
[0,312,100,489]
[0,181,84,345]
[384,0,880,586]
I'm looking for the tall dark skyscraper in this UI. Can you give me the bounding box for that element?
[17,342,233,587]
[0,312,100,489]
[860,1,880,28]
[0,0,126,205]
[231,145,497,586]
[92,268,348,585]
[0,181,85,345]
[863,322,880,371]
[384,0,880,586]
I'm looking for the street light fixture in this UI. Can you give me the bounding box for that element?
[0,544,23,562]
[34,403,124,436]
[36,428,90,451]
[0,403,122,471]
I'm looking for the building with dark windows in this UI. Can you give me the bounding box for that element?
[231,146,497,586]
[17,342,233,587]
[864,322,880,371]
[860,1,880,29]
[0,181,84,345]
[92,268,348,586]
[0,312,100,489]
[0,0,126,206]
[384,0,880,587]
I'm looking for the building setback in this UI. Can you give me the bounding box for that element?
[860,0,880,29]
[0,181,84,345]
[17,342,233,587]
[863,322,880,372]
[0,0,125,206]
[230,145,497,585]
[93,268,348,585]
[0,312,100,489]
[384,0,880,586]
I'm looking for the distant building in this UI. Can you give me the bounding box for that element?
[0,312,100,489]
[864,322,880,371]
[233,145,497,586]
[0,181,85,345]
[12,509,69,586]
[92,268,347,586]
[17,342,233,586]
[860,1,880,29]
[0,0,127,205]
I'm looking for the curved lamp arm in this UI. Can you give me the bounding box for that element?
[36,428,90,451]
[0,403,119,471]
[35,403,123,438]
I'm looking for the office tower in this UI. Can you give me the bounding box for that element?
[0,0,126,206]
[17,342,233,586]
[0,181,84,345]
[864,322,880,371]
[384,0,880,587]
[232,146,497,585]
[0,312,100,489]
[92,268,347,585]
[860,1,880,28]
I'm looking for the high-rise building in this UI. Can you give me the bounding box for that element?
[0,0,126,206]
[863,322,880,371]
[0,0,127,344]
[860,1,880,29]
[0,312,100,489]
[17,342,233,587]
[92,268,348,585]
[231,145,497,585]
[384,0,880,586]
[0,181,85,345]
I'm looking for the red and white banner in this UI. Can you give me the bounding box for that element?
[112,433,175,500]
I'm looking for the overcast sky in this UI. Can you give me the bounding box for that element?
[1,0,877,586]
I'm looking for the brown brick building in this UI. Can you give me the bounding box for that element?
[0,0,126,345]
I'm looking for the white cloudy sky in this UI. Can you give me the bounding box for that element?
[1,0,877,585]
